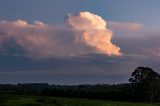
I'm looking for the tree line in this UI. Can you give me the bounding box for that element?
[0,67,160,102]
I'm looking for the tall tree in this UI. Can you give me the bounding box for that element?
[129,67,160,102]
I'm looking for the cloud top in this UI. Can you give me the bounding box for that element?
[67,12,121,56]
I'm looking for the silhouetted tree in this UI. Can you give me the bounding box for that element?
[129,67,160,102]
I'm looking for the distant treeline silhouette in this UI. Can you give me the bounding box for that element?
[0,67,160,102]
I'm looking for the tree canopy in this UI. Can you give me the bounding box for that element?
[129,67,160,102]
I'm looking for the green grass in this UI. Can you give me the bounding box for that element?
[0,94,159,106]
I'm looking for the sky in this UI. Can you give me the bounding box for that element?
[0,0,160,84]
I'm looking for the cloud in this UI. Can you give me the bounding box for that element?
[0,12,121,58]
[112,25,160,60]
[1,12,160,84]
[106,19,160,60]
[0,20,57,58]
[108,21,143,32]
[67,12,121,56]
[145,48,160,58]
[0,20,88,58]
[1,53,160,84]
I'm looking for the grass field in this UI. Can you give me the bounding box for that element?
[0,94,159,106]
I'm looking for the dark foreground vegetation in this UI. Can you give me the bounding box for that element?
[0,67,160,104]
[0,94,159,106]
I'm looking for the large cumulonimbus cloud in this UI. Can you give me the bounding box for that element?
[0,12,121,58]
[67,12,121,56]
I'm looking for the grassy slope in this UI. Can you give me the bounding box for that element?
[0,94,159,106]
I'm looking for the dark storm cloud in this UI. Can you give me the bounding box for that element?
[0,52,160,84]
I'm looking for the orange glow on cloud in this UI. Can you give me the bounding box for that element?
[67,12,121,56]
[0,12,122,58]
